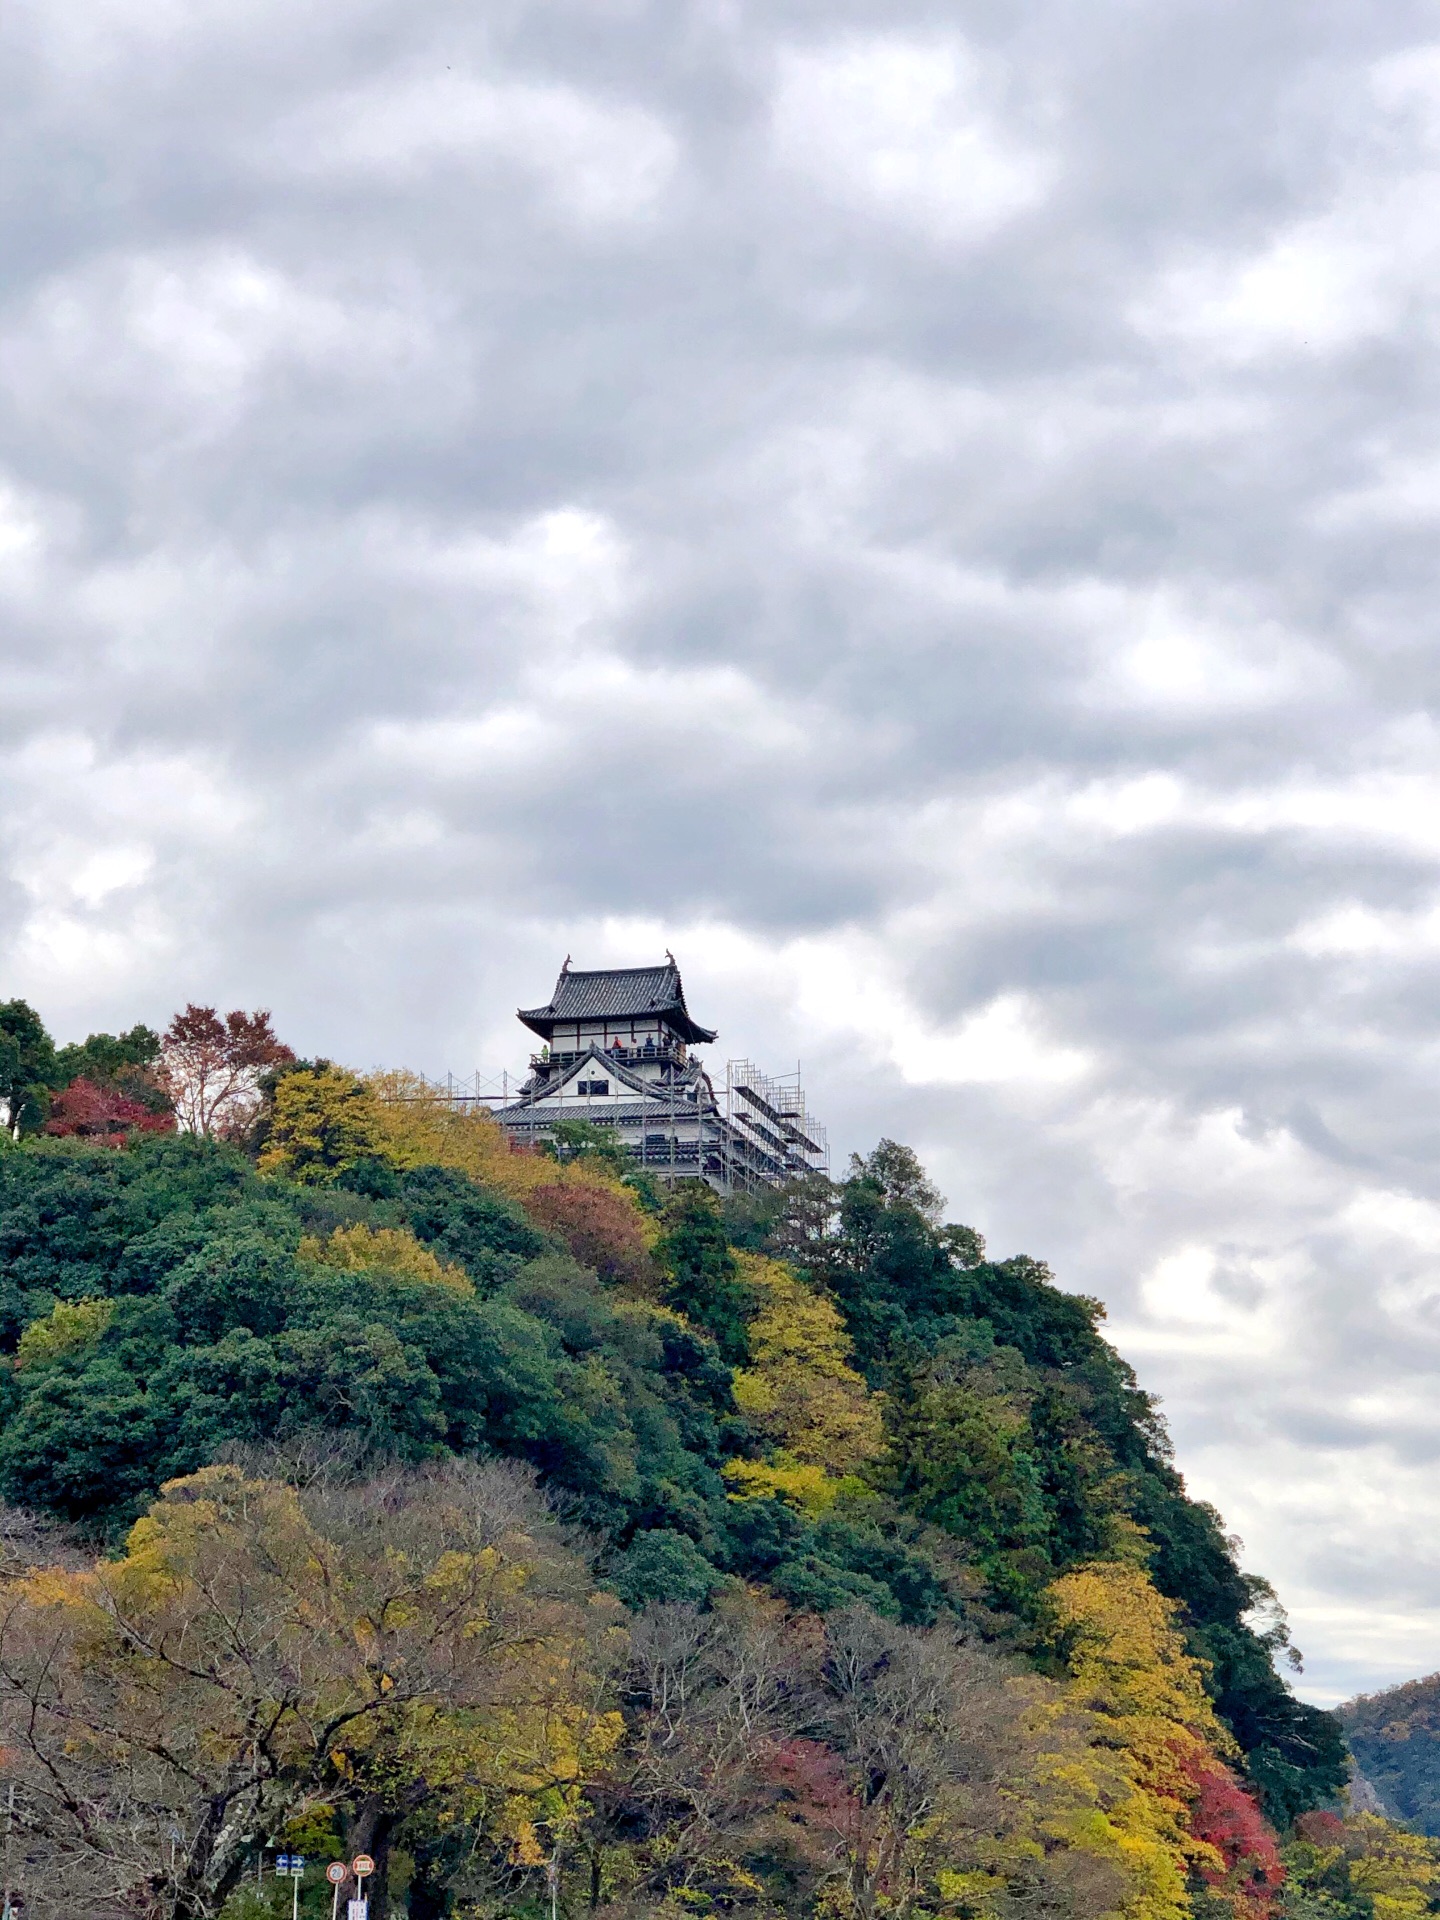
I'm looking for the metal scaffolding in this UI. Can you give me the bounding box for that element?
[723,1059,829,1185]
[388,1057,829,1198]
[383,1071,513,1108]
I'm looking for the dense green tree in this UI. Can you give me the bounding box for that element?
[656,1180,754,1363]
[353,1161,541,1289]
[53,1023,161,1083]
[0,999,57,1136]
[880,1349,1056,1610]
[607,1527,724,1607]
[0,1141,735,1542]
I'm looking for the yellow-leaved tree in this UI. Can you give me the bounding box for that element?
[1344,1816,1440,1920]
[0,1460,625,1920]
[1286,1811,1440,1920]
[259,1068,659,1287]
[1044,1560,1236,1920]
[369,1073,657,1286]
[13,1296,115,1371]
[362,1072,627,1212]
[298,1221,475,1294]
[725,1253,884,1513]
[256,1062,386,1182]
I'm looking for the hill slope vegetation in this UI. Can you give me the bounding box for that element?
[0,1003,1408,1920]
[1340,1676,1440,1835]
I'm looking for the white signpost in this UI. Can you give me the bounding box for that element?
[326,1860,347,1920]
[347,1851,375,1920]
[274,1854,306,1920]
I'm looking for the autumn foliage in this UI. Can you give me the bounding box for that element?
[257,1062,386,1180]
[1284,1810,1440,1920]
[1183,1751,1285,1920]
[43,1076,174,1141]
[365,1069,576,1194]
[159,1003,293,1137]
[0,1008,1370,1920]
[523,1179,656,1288]
[0,1461,622,1920]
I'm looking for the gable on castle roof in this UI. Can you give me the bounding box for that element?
[506,1044,664,1108]
[517,960,716,1045]
[497,1042,715,1119]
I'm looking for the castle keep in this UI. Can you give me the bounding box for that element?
[494,958,825,1195]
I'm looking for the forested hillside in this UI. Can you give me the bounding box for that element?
[0,999,1422,1920]
[1340,1677,1440,1834]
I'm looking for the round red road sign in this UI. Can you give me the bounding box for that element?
[352,1856,376,1878]
[326,1864,347,1886]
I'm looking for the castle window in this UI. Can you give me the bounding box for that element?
[577,1079,610,1096]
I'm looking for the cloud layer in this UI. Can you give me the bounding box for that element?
[6,0,1440,1700]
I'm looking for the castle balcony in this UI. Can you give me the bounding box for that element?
[530,1042,685,1071]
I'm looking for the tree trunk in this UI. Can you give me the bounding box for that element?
[169,1784,277,1920]
[343,1798,397,1920]
[589,1843,604,1910]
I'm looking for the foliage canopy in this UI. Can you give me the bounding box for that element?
[0,1007,1366,1920]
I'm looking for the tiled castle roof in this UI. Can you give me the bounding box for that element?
[517,960,717,1045]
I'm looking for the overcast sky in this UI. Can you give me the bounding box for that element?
[12,0,1440,1703]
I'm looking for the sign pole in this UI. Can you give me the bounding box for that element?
[350,1852,375,1920]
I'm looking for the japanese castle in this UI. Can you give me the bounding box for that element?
[494,958,827,1195]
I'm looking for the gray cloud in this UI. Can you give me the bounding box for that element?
[9,0,1440,1698]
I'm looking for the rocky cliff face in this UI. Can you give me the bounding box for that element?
[1348,1769,1391,1818]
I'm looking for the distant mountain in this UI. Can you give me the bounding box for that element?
[1340,1675,1440,1833]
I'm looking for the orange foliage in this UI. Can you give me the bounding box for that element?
[1294,1811,1345,1847]
[524,1181,656,1289]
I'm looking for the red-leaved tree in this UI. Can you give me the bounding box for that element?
[1184,1752,1286,1920]
[44,1078,175,1144]
[159,1006,294,1138]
